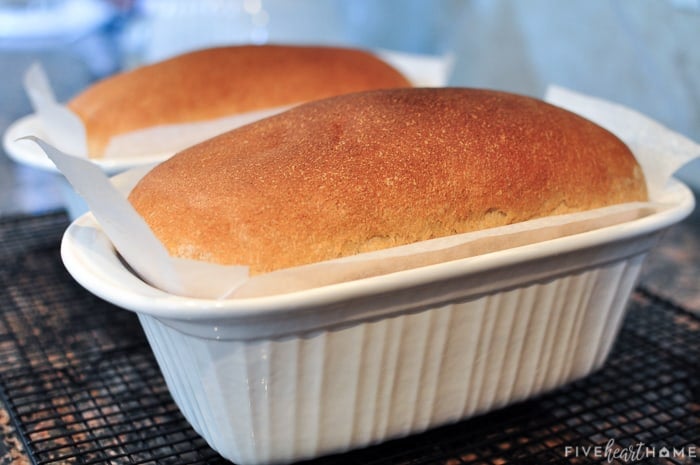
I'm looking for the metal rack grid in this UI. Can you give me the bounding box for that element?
[1,212,698,465]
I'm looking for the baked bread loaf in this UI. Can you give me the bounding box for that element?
[128,88,648,275]
[67,45,411,157]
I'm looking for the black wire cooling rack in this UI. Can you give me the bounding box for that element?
[1,212,699,465]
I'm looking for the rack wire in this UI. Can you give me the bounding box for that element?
[1,212,698,465]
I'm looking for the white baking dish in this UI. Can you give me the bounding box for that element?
[60,174,694,465]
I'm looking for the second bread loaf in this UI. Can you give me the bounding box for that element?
[68,45,412,157]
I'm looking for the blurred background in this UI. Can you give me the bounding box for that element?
[1,0,699,214]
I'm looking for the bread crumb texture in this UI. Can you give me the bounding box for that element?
[129,88,648,274]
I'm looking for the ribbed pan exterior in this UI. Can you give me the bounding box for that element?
[137,253,645,465]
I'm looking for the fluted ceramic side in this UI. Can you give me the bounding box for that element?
[135,253,644,465]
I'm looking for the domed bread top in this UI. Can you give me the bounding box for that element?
[67,44,412,157]
[128,87,648,275]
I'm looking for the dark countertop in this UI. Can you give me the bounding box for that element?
[639,209,700,311]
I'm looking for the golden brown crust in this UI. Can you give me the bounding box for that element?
[128,88,648,274]
[67,45,411,157]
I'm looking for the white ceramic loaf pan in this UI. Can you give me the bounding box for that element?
[61,175,694,465]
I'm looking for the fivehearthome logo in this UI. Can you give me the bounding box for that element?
[564,439,697,463]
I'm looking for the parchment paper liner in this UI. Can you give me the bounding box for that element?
[24,86,700,300]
